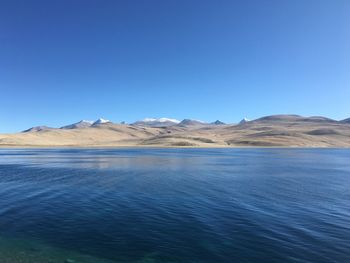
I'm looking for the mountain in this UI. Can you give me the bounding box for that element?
[133,118,180,127]
[239,118,250,124]
[212,120,226,125]
[178,119,206,126]
[60,120,93,129]
[305,116,337,123]
[252,115,337,124]
[22,126,53,133]
[92,118,111,126]
[341,118,350,123]
[253,114,302,122]
[5,114,350,148]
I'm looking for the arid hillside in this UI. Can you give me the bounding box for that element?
[1,115,350,147]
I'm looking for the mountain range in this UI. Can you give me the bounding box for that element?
[1,115,350,147]
[132,118,181,127]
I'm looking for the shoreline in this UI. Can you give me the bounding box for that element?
[0,145,349,149]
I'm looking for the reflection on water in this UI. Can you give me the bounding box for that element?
[0,148,213,170]
[0,148,350,263]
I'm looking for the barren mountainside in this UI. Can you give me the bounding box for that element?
[1,115,350,147]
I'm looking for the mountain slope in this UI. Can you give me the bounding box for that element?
[2,114,350,147]
[178,119,206,127]
[252,115,337,124]
[23,126,53,133]
[61,120,93,129]
[341,118,350,123]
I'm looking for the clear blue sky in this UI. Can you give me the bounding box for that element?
[1,0,349,132]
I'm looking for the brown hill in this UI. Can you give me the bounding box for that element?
[1,115,350,147]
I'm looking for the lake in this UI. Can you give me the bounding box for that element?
[0,148,349,262]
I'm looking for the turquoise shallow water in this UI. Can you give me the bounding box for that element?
[0,148,349,263]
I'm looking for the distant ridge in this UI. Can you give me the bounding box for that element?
[253,114,302,122]
[252,115,337,124]
[22,126,53,133]
[178,119,206,126]
[61,120,93,129]
[341,117,350,123]
[19,115,349,132]
[212,120,226,125]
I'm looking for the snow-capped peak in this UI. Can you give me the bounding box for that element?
[142,117,180,123]
[93,118,111,125]
[239,118,250,124]
[133,117,180,127]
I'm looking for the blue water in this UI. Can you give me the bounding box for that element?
[0,148,349,263]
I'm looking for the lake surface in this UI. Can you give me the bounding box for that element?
[0,148,349,263]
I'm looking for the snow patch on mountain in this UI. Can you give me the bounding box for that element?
[81,120,94,124]
[93,118,111,125]
[61,120,94,129]
[239,118,250,124]
[142,118,180,123]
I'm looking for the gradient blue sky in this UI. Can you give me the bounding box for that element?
[1,0,349,132]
